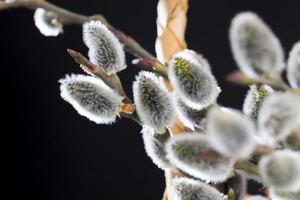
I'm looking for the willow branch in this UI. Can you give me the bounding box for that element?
[234,160,260,177]
[66,49,128,100]
[132,58,168,78]
[0,0,154,59]
[66,49,141,124]
[226,70,291,91]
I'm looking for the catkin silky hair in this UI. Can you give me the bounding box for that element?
[83,20,126,74]
[133,71,175,132]
[247,195,268,200]
[166,134,234,182]
[283,127,300,151]
[207,107,257,159]
[168,50,220,110]
[170,177,224,200]
[243,84,274,121]
[259,150,300,192]
[258,92,300,144]
[287,41,300,88]
[141,126,171,169]
[174,94,208,129]
[229,12,284,78]
[268,188,300,200]
[59,74,123,124]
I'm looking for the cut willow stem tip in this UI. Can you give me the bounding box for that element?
[67,49,95,70]
[226,70,291,91]
[132,58,168,78]
[67,48,141,123]
[66,48,131,103]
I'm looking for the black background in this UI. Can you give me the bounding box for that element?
[6,0,299,199]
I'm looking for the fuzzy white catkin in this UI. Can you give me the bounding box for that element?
[59,74,123,124]
[165,134,234,182]
[287,41,300,88]
[243,84,274,121]
[259,150,300,192]
[133,71,175,132]
[229,12,284,79]
[170,177,224,200]
[227,174,247,200]
[283,127,300,151]
[174,94,208,130]
[141,126,171,169]
[168,50,221,110]
[83,21,126,74]
[207,107,257,159]
[258,92,300,144]
[33,8,63,37]
[268,187,300,200]
[247,195,268,200]
[181,49,212,71]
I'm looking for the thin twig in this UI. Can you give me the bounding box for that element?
[132,58,168,78]
[66,49,128,101]
[0,0,154,59]
[66,48,141,124]
[234,160,260,177]
[226,70,292,91]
